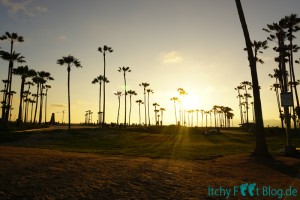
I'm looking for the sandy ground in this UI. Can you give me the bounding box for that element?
[0,146,300,200]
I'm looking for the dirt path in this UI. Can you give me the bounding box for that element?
[0,146,300,199]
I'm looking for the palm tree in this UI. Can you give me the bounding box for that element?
[235,0,269,156]
[37,71,54,125]
[160,108,165,126]
[135,99,143,125]
[114,91,122,126]
[200,109,205,127]
[177,88,187,125]
[146,89,154,126]
[139,82,149,126]
[235,85,245,125]
[118,67,131,127]
[0,50,25,125]
[153,102,160,125]
[30,94,37,123]
[0,32,24,125]
[195,109,199,127]
[170,97,179,125]
[57,55,82,130]
[127,90,137,126]
[98,45,113,127]
[12,65,36,125]
[44,85,51,123]
[92,75,109,126]
[240,81,252,125]
[24,81,34,123]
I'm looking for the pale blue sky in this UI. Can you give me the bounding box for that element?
[1,0,300,125]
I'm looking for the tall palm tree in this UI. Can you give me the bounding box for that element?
[0,32,24,125]
[127,90,137,126]
[177,88,187,125]
[114,91,122,125]
[240,81,252,125]
[200,109,205,127]
[0,50,25,125]
[118,67,131,127]
[235,85,245,125]
[160,108,166,126]
[146,89,154,126]
[37,71,54,125]
[57,55,82,130]
[98,45,113,127]
[12,65,36,125]
[135,99,143,125]
[44,85,51,123]
[139,82,149,126]
[92,75,109,126]
[24,81,34,123]
[152,102,160,125]
[235,0,269,156]
[170,97,179,125]
[30,94,37,123]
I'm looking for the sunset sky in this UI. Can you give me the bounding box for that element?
[1,0,300,126]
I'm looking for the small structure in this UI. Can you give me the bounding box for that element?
[50,113,55,124]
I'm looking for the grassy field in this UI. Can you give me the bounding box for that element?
[0,126,299,160]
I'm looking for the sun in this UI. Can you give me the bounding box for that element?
[183,94,201,110]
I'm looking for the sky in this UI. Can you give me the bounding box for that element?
[1,0,300,126]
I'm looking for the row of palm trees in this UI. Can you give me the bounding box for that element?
[170,88,234,127]
[264,14,300,136]
[0,32,54,127]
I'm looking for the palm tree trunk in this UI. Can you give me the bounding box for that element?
[124,73,127,127]
[173,101,177,124]
[235,0,269,156]
[67,66,71,130]
[102,53,106,128]
[17,78,25,125]
[45,90,48,123]
[129,95,132,126]
[138,103,141,125]
[33,84,40,123]
[99,82,102,126]
[144,89,147,126]
[38,85,44,125]
[117,97,120,125]
[147,92,150,126]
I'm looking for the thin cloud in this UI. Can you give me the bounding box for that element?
[161,51,183,64]
[58,35,68,41]
[51,104,67,108]
[1,0,47,17]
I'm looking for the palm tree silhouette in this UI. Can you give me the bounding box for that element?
[37,71,54,125]
[177,88,187,125]
[0,32,24,125]
[160,108,166,126]
[92,75,109,126]
[146,89,154,126]
[240,81,252,126]
[170,97,179,125]
[135,99,143,125]
[57,55,82,130]
[127,90,137,126]
[235,85,244,125]
[200,109,205,127]
[44,85,51,123]
[118,67,131,127]
[139,82,149,126]
[98,45,113,127]
[152,102,160,125]
[114,91,122,126]
[0,50,25,125]
[12,65,36,125]
[235,0,269,156]
[24,81,34,123]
